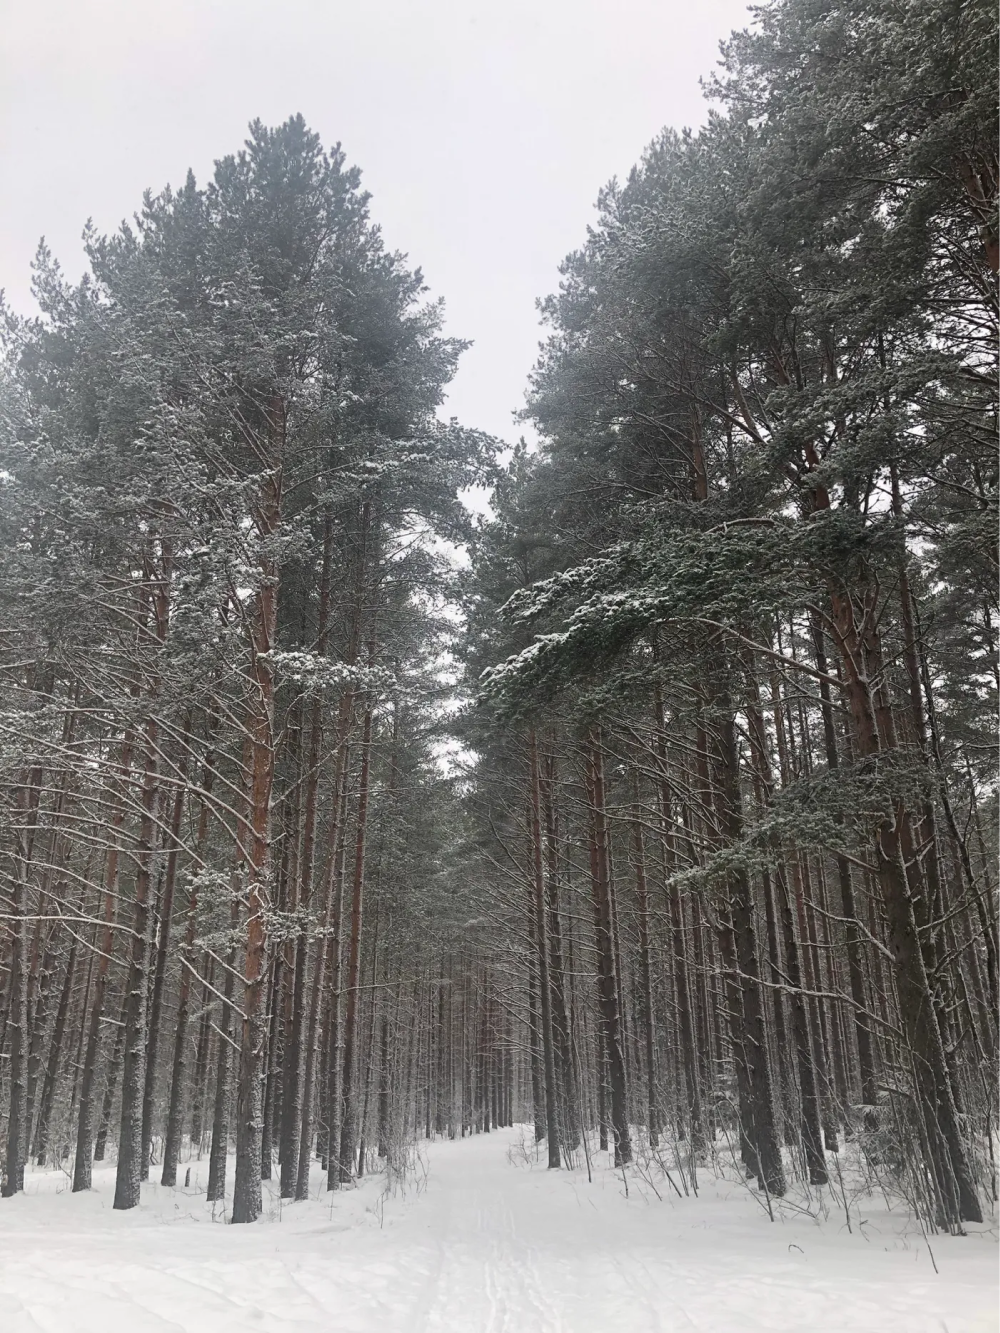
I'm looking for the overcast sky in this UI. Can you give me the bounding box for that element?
[2,0,752,444]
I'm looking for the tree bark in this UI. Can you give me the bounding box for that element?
[233,397,284,1225]
[529,729,560,1167]
[338,692,374,1182]
[584,727,632,1166]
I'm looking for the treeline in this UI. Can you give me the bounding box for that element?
[457,0,998,1234]
[0,117,498,1221]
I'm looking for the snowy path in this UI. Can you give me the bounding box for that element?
[0,1129,995,1332]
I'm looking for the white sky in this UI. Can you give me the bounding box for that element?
[2,0,752,445]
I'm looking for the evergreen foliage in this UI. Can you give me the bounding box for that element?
[0,0,995,1241]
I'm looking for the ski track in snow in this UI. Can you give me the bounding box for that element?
[0,1129,995,1333]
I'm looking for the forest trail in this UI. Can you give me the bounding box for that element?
[0,1128,995,1333]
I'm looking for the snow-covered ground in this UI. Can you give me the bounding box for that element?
[0,1130,995,1332]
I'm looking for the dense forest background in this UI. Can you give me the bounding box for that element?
[0,0,995,1236]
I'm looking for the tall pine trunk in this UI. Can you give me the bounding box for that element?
[337,693,374,1182]
[584,727,631,1166]
[528,729,560,1167]
[233,398,284,1225]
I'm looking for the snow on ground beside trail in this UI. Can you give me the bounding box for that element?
[0,1129,995,1333]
